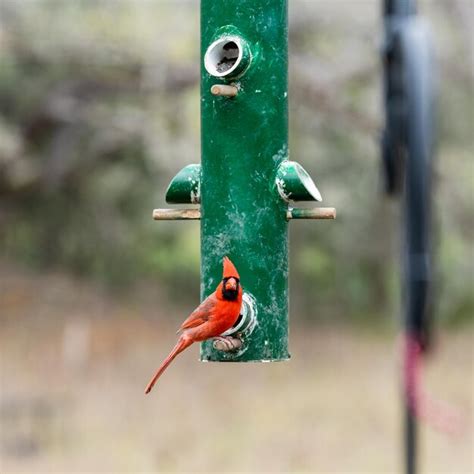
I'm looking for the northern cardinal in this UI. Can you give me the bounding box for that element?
[145,256,243,394]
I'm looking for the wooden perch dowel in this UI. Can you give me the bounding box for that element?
[210,84,239,97]
[287,207,336,220]
[153,207,336,221]
[153,209,201,220]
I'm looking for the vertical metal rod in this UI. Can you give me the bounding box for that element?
[405,404,417,474]
[402,9,433,474]
[382,0,434,472]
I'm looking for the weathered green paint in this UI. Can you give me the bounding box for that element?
[200,0,290,361]
[276,161,322,202]
[165,164,201,204]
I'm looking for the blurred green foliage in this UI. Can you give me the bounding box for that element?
[0,1,472,324]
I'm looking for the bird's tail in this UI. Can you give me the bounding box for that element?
[145,336,193,394]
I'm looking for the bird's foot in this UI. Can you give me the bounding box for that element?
[213,336,242,352]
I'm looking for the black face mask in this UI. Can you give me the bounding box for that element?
[222,277,240,301]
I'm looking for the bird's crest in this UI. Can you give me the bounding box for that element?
[223,256,240,280]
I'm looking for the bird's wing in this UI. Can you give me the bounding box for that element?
[178,293,217,332]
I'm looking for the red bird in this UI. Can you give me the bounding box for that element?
[145,256,243,394]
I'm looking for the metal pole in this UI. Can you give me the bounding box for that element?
[405,403,417,474]
[381,0,435,472]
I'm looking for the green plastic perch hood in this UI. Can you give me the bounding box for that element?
[275,160,322,202]
[165,164,201,204]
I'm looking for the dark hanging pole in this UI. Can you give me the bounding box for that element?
[381,1,436,473]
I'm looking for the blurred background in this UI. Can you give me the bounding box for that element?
[0,1,472,472]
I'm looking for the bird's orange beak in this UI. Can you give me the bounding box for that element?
[225,277,237,291]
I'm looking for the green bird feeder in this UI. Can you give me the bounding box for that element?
[153,0,336,362]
